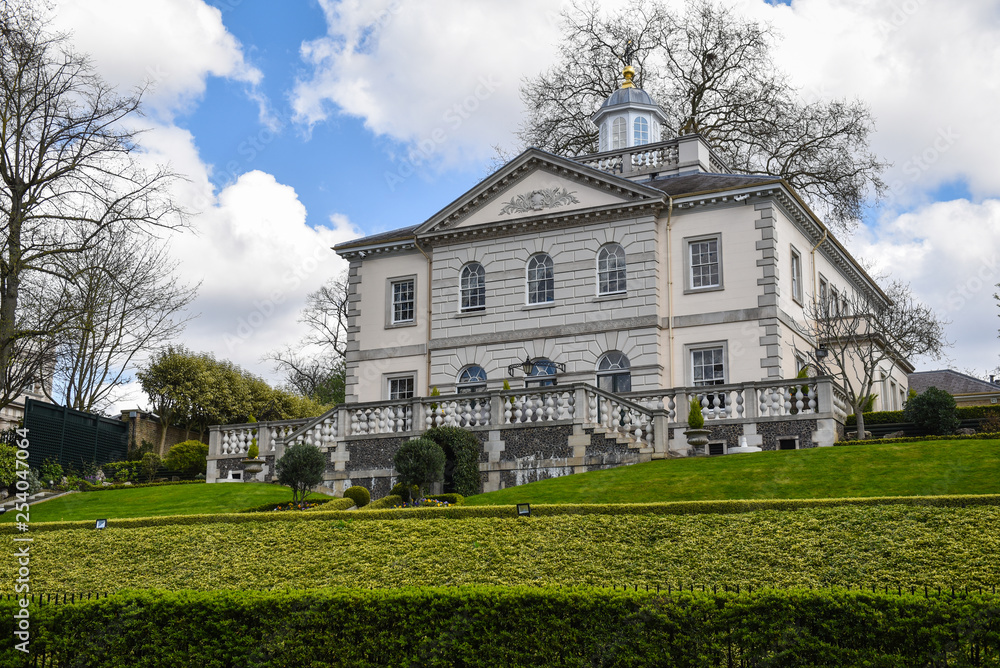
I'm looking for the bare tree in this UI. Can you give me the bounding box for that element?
[268,273,349,406]
[796,280,949,438]
[46,226,197,413]
[0,4,182,411]
[518,0,886,232]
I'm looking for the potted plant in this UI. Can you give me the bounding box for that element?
[242,415,266,477]
[684,397,711,448]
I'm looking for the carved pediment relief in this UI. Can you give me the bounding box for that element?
[498,187,580,216]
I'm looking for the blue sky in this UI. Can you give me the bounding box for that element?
[48,0,1000,410]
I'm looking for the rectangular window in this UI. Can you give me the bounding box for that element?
[691,346,726,386]
[790,247,803,303]
[388,376,415,400]
[391,279,414,324]
[687,236,722,291]
[830,287,840,316]
[819,276,829,314]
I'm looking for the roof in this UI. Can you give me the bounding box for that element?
[601,87,657,109]
[908,370,1000,395]
[335,224,419,251]
[644,173,781,197]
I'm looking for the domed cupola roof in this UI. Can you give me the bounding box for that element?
[591,63,669,152]
[600,86,657,109]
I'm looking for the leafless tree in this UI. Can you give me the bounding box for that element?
[0,4,183,411]
[796,280,949,438]
[46,227,197,413]
[268,272,349,405]
[518,0,886,232]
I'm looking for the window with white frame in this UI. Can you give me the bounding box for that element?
[388,375,415,400]
[612,117,626,149]
[686,236,722,291]
[460,262,485,312]
[390,278,415,324]
[596,352,631,393]
[599,122,608,152]
[819,276,829,314]
[526,253,554,304]
[790,247,803,303]
[691,346,726,386]
[597,243,626,295]
[457,365,487,393]
[633,117,649,145]
[830,287,840,315]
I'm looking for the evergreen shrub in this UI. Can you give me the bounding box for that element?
[904,387,960,435]
[422,426,481,497]
[163,440,209,476]
[343,485,370,508]
[393,438,445,499]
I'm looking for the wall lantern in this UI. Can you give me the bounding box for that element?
[507,355,566,378]
[816,344,829,360]
[516,503,531,517]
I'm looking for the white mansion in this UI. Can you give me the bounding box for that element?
[208,64,908,493]
[333,67,910,412]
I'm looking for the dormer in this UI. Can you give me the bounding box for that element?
[591,65,670,152]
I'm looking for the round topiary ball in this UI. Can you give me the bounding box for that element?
[343,485,371,508]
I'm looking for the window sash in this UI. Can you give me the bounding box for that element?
[392,280,414,323]
[690,239,720,288]
[634,117,649,145]
[460,264,485,311]
[388,377,414,400]
[597,245,626,295]
[791,250,802,302]
[612,117,626,149]
[691,347,726,386]
[527,255,554,304]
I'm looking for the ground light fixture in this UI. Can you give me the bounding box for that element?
[95,519,108,530]
[517,503,531,517]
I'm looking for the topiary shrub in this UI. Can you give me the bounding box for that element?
[343,485,370,508]
[903,386,960,435]
[687,398,705,429]
[275,442,326,505]
[390,482,420,503]
[393,437,445,500]
[163,440,209,476]
[422,426,481,497]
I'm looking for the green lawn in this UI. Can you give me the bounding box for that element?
[465,439,1000,505]
[4,483,330,523]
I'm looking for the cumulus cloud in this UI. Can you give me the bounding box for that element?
[291,0,564,166]
[52,0,263,120]
[848,199,1000,374]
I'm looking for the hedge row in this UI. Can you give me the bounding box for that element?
[238,497,355,513]
[76,480,205,493]
[13,493,1000,533]
[3,588,998,667]
[837,433,1000,446]
[846,404,1000,426]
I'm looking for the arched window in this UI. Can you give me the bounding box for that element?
[612,117,626,149]
[597,352,631,393]
[457,365,487,393]
[526,254,554,304]
[597,243,626,295]
[460,262,485,312]
[527,358,558,388]
[633,117,649,145]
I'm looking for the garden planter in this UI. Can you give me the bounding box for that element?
[685,428,711,447]
[242,458,265,476]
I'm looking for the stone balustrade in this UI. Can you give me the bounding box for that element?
[576,141,680,177]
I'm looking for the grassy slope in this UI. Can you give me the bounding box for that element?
[7,506,999,592]
[2,483,331,523]
[464,440,1000,506]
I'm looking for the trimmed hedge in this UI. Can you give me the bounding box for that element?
[3,588,998,667]
[837,433,1000,446]
[343,485,371,508]
[238,497,354,513]
[76,480,205,493]
[847,404,1000,426]
[423,426,482,497]
[13,493,1000,533]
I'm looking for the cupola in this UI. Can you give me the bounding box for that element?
[591,64,670,153]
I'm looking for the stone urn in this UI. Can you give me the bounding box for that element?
[685,429,712,447]
[242,458,265,476]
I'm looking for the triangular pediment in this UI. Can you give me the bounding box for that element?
[416,149,665,237]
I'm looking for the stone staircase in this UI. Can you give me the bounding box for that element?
[0,489,72,513]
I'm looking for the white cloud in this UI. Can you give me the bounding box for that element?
[849,199,1000,374]
[291,0,565,166]
[52,0,263,120]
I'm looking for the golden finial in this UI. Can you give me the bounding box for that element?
[622,65,636,89]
